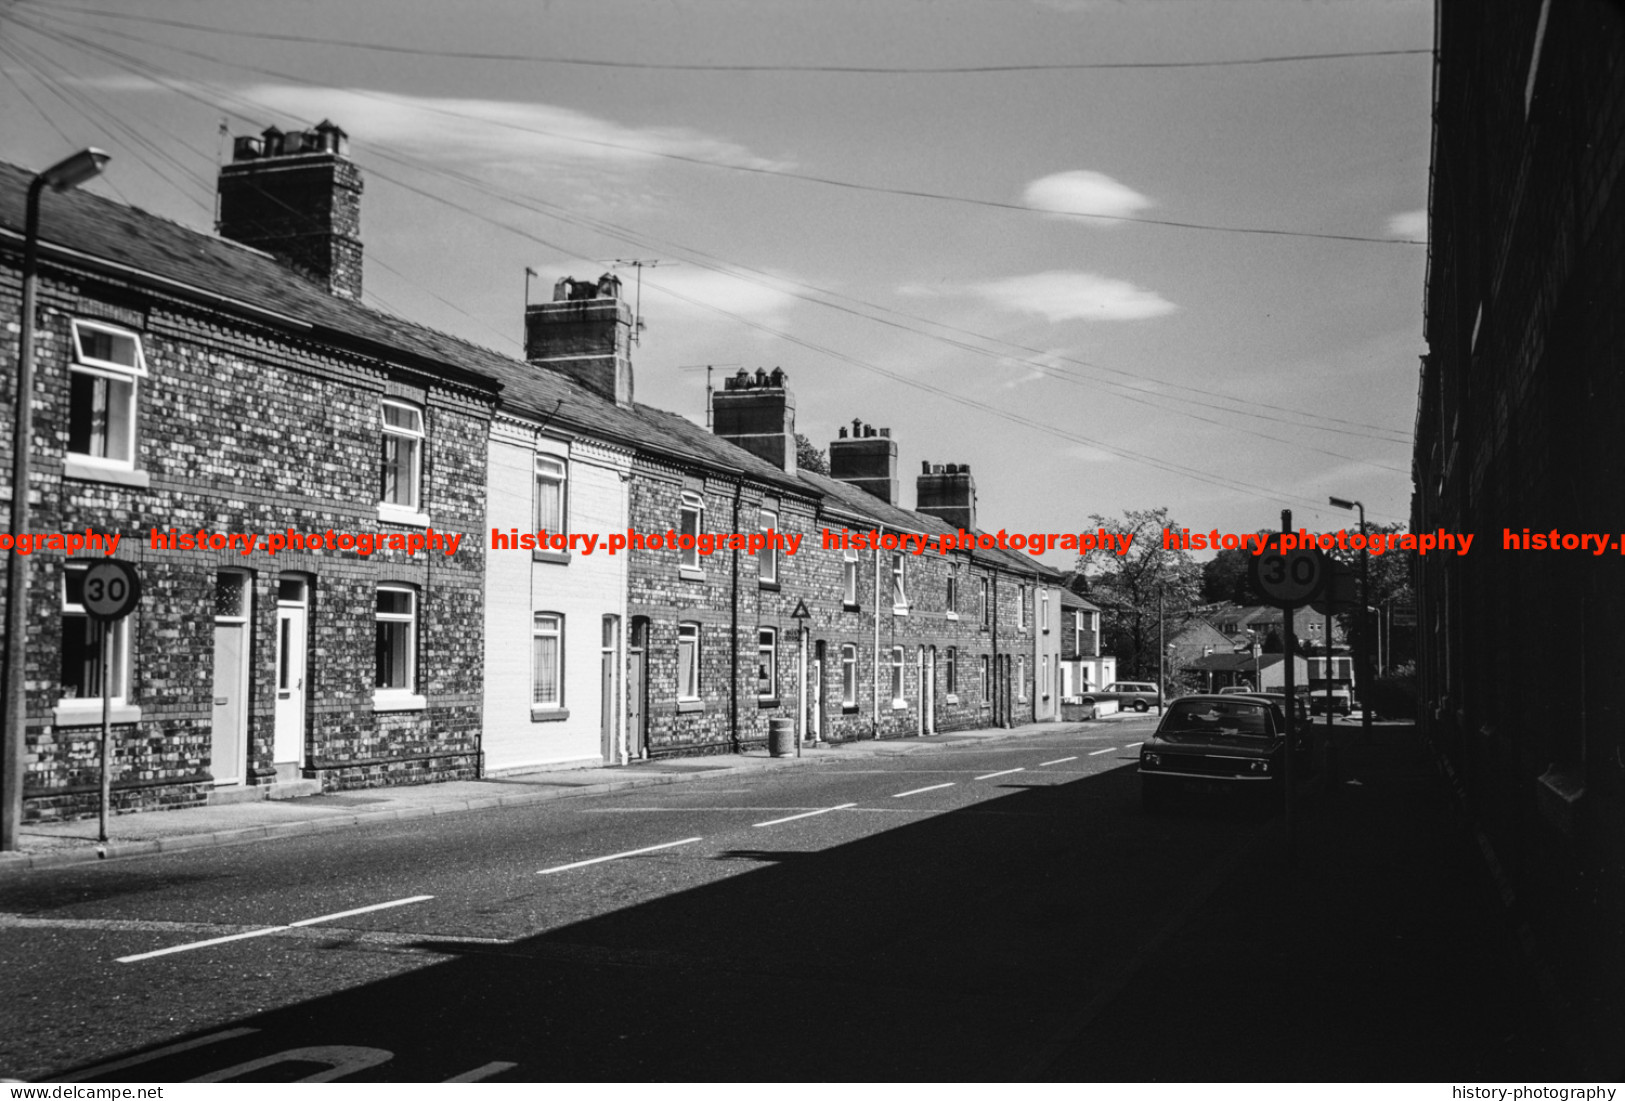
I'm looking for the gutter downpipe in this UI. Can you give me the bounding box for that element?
[730,478,742,753]
[872,524,883,737]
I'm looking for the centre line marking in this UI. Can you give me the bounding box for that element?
[1124,741,1143,748]
[893,782,956,798]
[1038,757,1078,767]
[538,837,701,875]
[1088,747,1117,756]
[117,895,433,963]
[753,803,857,828]
[975,768,1025,780]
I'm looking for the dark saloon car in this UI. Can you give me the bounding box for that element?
[1138,693,1313,810]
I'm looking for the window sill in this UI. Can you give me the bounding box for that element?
[677,698,704,713]
[842,705,860,715]
[945,611,959,620]
[892,605,909,617]
[757,697,780,709]
[530,706,570,723]
[891,698,908,710]
[679,567,705,582]
[843,602,861,613]
[946,694,959,705]
[377,504,431,528]
[53,701,142,727]
[373,692,427,712]
[63,456,149,489]
[532,549,571,565]
[759,580,780,592]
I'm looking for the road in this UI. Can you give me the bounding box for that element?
[3,716,1243,1081]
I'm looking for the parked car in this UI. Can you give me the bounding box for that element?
[1138,693,1315,811]
[1101,681,1161,712]
[1308,684,1353,716]
[1217,685,1256,696]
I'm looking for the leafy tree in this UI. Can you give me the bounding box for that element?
[795,433,829,475]
[1322,520,1416,677]
[1199,528,1277,603]
[1076,507,1201,681]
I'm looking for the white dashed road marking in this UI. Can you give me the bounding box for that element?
[1088,747,1117,756]
[538,837,702,875]
[975,768,1025,780]
[753,803,857,828]
[117,896,434,963]
[893,783,956,798]
[1037,757,1077,767]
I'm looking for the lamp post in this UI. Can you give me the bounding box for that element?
[3,148,110,852]
[1329,495,1372,741]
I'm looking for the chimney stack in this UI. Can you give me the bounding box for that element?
[524,273,634,406]
[829,420,898,503]
[916,461,976,531]
[712,366,796,472]
[217,120,363,299]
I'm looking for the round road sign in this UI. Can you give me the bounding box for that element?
[81,559,142,622]
[1249,545,1326,609]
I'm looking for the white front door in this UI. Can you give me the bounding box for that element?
[274,581,308,767]
[210,623,248,784]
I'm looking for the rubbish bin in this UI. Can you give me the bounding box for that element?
[768,717,796,757]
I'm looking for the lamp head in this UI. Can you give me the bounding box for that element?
[1327,496,1356,511]
[39,148,110,191]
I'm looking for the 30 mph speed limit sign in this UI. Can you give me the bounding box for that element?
[81,559,142,621]
[1248,546,1326,609]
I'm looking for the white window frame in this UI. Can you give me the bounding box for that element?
[840,644,858,707]
[759,508,778,586]
[1017,655,1027,701]
[946,647,957,698]
[842,548,859,607]
[1041,655,1051,699]
[680,492,704,572]
[57,563,131,711]
[379,399,426,519]
[946,567,958,618]
[890,554,907,612]
[67,319,146,471]
[980,578,990,626]
[889,646,906,706]
[534,455,567,535]
[374,584,419,699]
[532,612,564,708]
[1041,589,1050,633]
[757,627,778,700]
[677,621,701,700]
[981,654,990,699]
[1018,585,1028,630]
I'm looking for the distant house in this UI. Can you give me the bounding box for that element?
[1058,589,1115,699]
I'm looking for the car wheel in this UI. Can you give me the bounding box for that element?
[1134,700,1149,713]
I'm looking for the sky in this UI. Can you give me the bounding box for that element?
[0,0,1433,569]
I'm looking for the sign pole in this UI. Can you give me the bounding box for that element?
[99,617,112,844]
[1280,510,1296,871]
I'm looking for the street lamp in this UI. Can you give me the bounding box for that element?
[3,148,110,852]
[1328,495,1372,740]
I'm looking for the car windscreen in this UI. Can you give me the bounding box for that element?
[1160,700,1272,738]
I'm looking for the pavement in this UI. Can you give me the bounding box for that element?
[0,716,1123,873]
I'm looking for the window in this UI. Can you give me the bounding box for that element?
[946,647,957,696]
[980,578,990,626]
[981,654,990,698]
[757,628,777,700]
[680,492,704,571]
[889,646,905,703]
[677,621,700,699]
[890,554,906,609]
[1018,585,1028,629]
[68,320,145,468]
[842,549,859,607]
[60,564,129,702]
[1017,655,1027,700]
[841,644,858,707]
[532,613,563,707]
[374,585,417,692]
[759,508,778,586]
[379,400,424,511]
[946,568,958,616]
[1040,589,1050,633]
[1041,655,1051,698]
[535,456,567,534]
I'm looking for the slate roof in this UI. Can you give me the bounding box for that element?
[1059,589,1101,612]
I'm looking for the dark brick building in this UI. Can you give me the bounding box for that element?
[1414,0,1624,1070]
[0,131,505,821]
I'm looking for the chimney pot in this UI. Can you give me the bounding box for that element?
[711,363,797,471]
[921,461,931,474]
[879,427,890,438]
[769,366,786,387]
[526,271,635,405]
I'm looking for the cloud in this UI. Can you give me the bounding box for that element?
[1023,170,1153,222]
[970,270,1177,322]
[1386,209,1427,240]
[240,85,786,173]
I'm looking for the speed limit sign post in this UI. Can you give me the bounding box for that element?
[82,560,142,844]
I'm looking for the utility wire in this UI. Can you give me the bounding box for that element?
[15,4,1432,74]
[15,6,1428,248]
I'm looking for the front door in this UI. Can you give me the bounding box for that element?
[273,578,308,769]
[210,571,251,785]
[627,618,648,759]
[600,616,619,764]
[924,647,936,734]
[811,640,825,743]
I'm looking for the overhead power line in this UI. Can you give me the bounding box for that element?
[15,5,1426,247]
[14,5,1432,73]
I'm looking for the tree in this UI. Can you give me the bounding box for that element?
[1076,507,1202,681]
[795,433,829,475]
[1200,528,1276,603]
[1322,520,1416,676]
